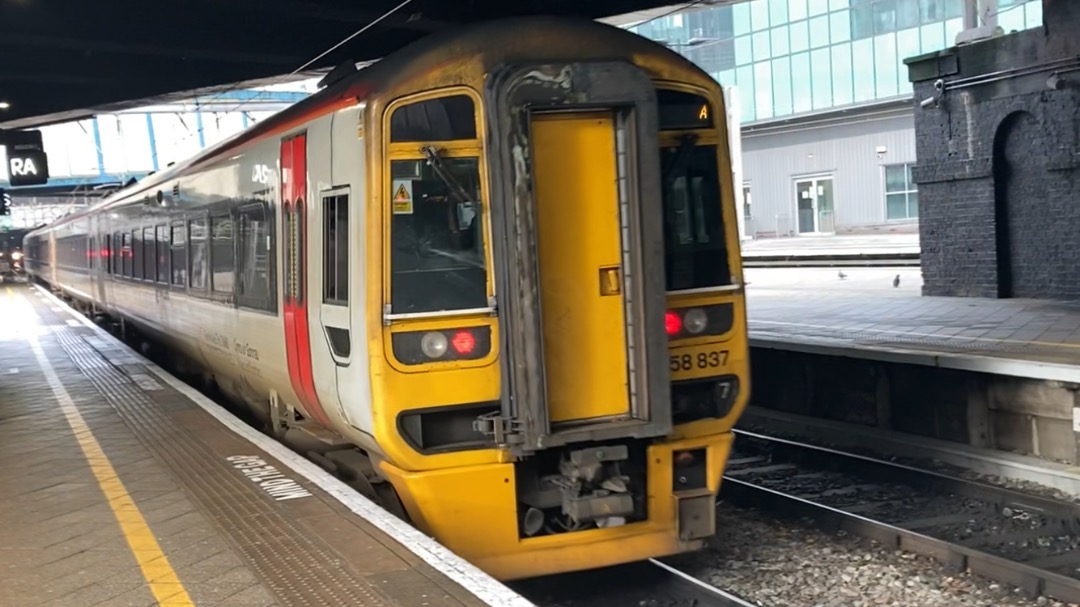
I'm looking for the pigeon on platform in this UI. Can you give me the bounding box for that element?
[893,274,901,288]
[838,270,847,280]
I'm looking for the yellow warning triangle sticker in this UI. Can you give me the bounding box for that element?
[393,184,411,203]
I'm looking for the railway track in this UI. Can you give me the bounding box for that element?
[512,559,761,607]
[722,429,1080,603]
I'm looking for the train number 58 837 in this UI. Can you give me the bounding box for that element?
[669,349,729,373]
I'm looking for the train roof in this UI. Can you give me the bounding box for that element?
[28,16,708,237]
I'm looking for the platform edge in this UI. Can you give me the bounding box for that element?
[34,284,535,607]
[749,334,1080,384]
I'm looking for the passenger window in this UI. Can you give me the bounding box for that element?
[211,215,235,294]
[390,95,476,142]
[389,157,487,314]
[143,226,155,280]
[282,204,304,302]
[132,229,144,280]
[189,218,208,291]
[111,233,120,275]
[237,204,271,308]
[122,232,132,277]
[323,193,348,305]
[170,224,187,286]
[156,225,168,283]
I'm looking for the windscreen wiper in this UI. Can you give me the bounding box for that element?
[421,145,473,204]
[664,133,699,180]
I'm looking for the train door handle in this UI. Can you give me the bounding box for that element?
[599,265,621,296]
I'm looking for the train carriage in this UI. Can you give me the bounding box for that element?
[25,16,751,580]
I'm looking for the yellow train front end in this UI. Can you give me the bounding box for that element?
[361,18,749,581]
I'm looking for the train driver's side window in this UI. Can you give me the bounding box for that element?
[386,93,489,316]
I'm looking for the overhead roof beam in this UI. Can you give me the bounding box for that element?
[180,0,454,32]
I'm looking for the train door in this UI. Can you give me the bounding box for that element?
[482,62,673,452]
[281,133,331,428]
[530,112,630,423]
[316,187,358,415]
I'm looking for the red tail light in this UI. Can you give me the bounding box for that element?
[392,326,492,365]
[452,330,476,355]
[665,311,682,336]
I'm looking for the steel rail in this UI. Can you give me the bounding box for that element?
[646,559,762,607]
[722,430,1080,603]
[732,429,1080,526]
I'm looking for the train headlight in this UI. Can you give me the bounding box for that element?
[391,326,492,365]
[665,304,735,340]
[420,332,449,359]
[683,308,707,334]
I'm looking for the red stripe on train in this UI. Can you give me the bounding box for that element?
[281,135,331,428]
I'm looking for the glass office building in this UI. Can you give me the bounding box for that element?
[624,0,1044,237]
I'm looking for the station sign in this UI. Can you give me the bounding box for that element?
[1,129,49,187]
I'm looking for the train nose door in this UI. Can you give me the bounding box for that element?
[530,112,630,423]
[481,62,673,452]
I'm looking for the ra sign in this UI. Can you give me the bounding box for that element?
[7,148,49,187]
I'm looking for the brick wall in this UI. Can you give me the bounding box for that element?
[907,1,1080,299]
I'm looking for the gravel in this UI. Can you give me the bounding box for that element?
[664,504,1080,607]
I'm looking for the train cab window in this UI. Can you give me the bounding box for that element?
[189,218,209,291]
[170,223,187,286]
[389,157,487,314]
[121,232,132,277]
[155,225,168,283]
[390,95,476,142]
[322,193,348,305]
[237,204,271,308]
[660,142,731,291]
[210,215,235,294]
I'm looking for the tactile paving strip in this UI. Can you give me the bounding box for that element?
[50,326,391,607]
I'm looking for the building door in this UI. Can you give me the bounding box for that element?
[795,176,835,234]
[742,183,753,238]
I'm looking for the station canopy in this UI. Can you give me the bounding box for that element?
[0,0,745,130]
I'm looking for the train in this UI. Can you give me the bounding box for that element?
[24,16,750,580]
[0,227,30,281]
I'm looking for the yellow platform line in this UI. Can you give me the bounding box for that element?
[10,288,195,606]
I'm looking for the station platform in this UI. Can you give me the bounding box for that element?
[0,284,530,607]
[741,233,920,258]
[745,267,1080,383]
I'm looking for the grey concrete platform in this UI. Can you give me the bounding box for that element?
[746,267,1080,383]
[741,233,920,258]
[0,284,530,607]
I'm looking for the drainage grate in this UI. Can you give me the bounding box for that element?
[51,327,391,607]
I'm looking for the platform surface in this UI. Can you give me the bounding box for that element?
[0,284,528,607]
[745,267,1080,381]
[741,233,920,258]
